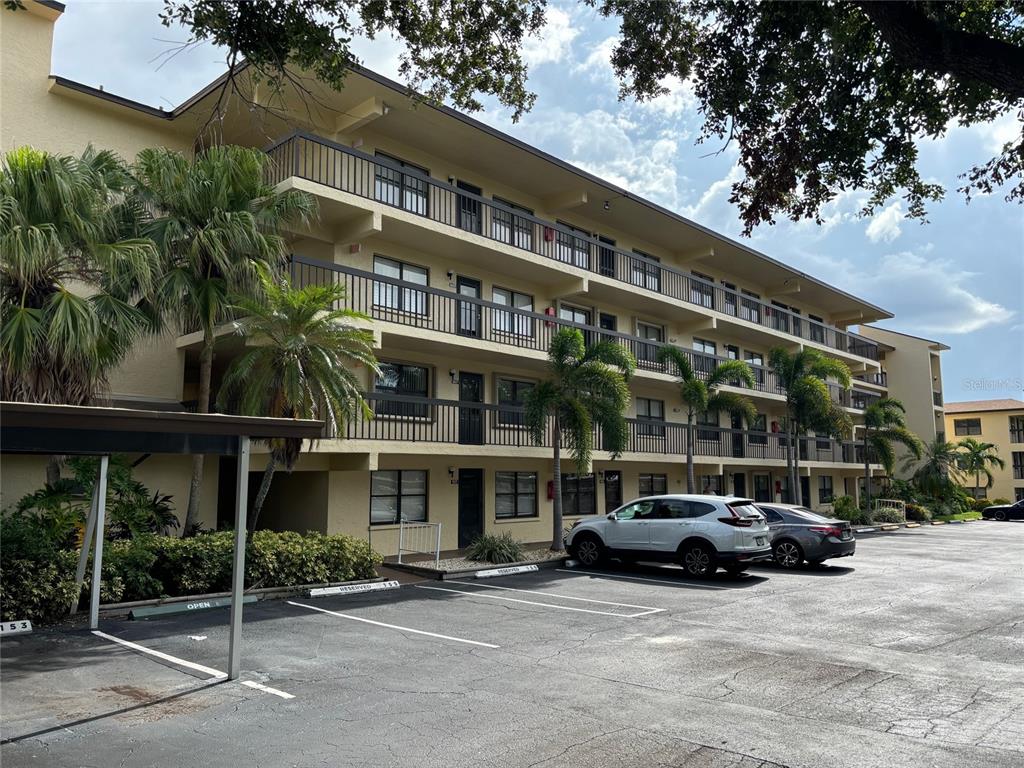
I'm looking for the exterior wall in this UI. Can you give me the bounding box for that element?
[259,470,330,534]
[858,326,947,478]
[943,407,1024,502]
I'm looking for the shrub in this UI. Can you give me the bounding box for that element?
[0,551,79,624]
[831,495,872,525]
[466,532,526,564]
[990,498,1010,506]
[871,507,905,524]
[905,503,932,522]
[969,497,991,512]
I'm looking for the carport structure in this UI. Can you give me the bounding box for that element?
[0,401,322,679]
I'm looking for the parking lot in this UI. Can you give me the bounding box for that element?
[2,522,1022,768]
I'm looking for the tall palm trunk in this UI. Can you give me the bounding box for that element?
[685,414,695,493]
[792,421,802,505]
[551,412,563,551]
[863,427,871,512]
[46,456,62,487]
[248,454,277,532]
[976,471,981,499]
[184,335,214,536]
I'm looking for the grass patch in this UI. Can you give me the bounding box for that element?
[933,511,982,522]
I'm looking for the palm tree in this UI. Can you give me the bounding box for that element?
[216,268,378,530]
[956,438,1005,499]
[905,438,963,497]
[134,145,317,534]
[861,398,923,509]
[524,329,636,551]
[0,146,158,484]
[657,347,757,493]
[768,347,852,505]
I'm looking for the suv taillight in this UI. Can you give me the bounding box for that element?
[809,525,842,537]
[719,509,755,527]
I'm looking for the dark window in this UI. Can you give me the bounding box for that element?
[693,338,717,377]
[636,398,665,437]
[1014,452,1024,480]
[696,410,719,442]
[1010,416,1024,443]
[638,473,667,496]
[492,197,534,250]
[819,475,834,504]
[954,418,982,436]
[492,287,533,337]
[374,152,428,214]
[495,471,537,518]
[497,378,534,426]
[635,322,663,365]
[745,351,765,386]
[1015,488,1024,502]
[700,475,723,495]
[370,470,427,524]
[749,414,767,445]
[555,221,590,268]
[740,289,762,324]
[690,271,715,308]
[687,500,717,517]
[762,508,784,524]
[808,314,825,343]
[375,362,429,417]
[562,473,596,516]
[630,249,661,292]
[373,256,428,315]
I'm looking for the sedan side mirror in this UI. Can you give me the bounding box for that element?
[607,512,617,521]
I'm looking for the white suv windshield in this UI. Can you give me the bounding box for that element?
[728,502,763,520]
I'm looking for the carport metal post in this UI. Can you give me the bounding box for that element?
[88,455,110,630]
[227,436,250,680]
[71,463,102,614]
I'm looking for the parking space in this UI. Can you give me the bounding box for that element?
[2,522,1023,767]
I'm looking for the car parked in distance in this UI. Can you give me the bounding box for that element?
[564,495,772,577]
[756,503,856,569]
[982,498,1024,521]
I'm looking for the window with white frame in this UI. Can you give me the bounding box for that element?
[555,221,590,268]
[690,271,715,308]
[636,321,664,364]
[373,256,428,315]
[954,418,982,436]
[492,287,534,337]
[370,470,427,524]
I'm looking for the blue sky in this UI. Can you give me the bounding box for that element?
[49,1,1023,403]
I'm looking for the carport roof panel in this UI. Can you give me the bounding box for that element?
[0,401,323,456]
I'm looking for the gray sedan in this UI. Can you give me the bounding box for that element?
[757,503,856,568]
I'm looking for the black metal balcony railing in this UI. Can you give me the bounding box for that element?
[267,131,880,362]
[337,394,869,464]
[291,256,873,411]
[856,371,888,387]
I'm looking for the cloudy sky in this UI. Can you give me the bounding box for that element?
[49,1,1023,403]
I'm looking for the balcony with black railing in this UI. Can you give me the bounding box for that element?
[267,132,880,362]
[332,394,871,465]
[291,256,875,411]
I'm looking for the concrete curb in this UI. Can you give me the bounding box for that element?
[931,520,948,525]
[390,556,567,581]
[99,576,387,615]
[904,522,921,528]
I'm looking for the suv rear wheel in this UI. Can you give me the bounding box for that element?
[573,534,605,566]
[679,542,716,578]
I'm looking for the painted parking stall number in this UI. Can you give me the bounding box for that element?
[0,620,33,636]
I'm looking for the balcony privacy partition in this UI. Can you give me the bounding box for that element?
[267,132,879,361]
[341,394,870,465]
[291,256,870,411]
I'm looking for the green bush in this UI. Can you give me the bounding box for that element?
[467,532,526,564]
[871,507,905,524]
[905,503,932,522]
[0,529,382,624]
[990,498,1010,506]
[831,495,872,525]
[0,551,80,624]
[968,497,991,512]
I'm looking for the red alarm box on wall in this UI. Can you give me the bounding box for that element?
[547,480,555,500]
[544,306,556,327]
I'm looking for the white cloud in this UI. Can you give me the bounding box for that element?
[632,76,697,120]
[573,35,618,81]
[865,201,904,243]
[522,7,579,68]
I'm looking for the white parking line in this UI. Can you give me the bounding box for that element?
[241,680,295,700]
[445,579,667,609]
[556,568,731,590]
[92,630,227,680]
[286,600,500,648]
[416,584,664,618]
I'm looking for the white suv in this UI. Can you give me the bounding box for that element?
[564,495,772,577]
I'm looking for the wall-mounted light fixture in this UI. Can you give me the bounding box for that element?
[603,200,610,211]
[597,470,605,484]
[448,466,457,484]
[449,369,459,384]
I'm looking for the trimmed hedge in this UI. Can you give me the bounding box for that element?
[0,530,382,624]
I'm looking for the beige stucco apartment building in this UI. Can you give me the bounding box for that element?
[1,2,949,554]
[944,400,1024,502]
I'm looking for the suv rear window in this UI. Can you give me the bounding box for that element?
[728,502,764,520]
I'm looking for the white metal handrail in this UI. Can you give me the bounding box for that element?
[397,519,442,569]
